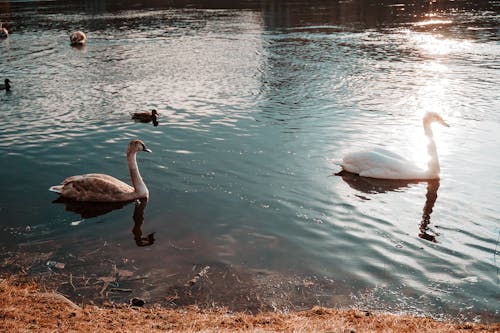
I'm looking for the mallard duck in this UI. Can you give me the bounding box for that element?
[132,109,159,123]
[70,31,86,46]
[49,140,152,202]
[339,112,449,180]
[0,79,11,91]
[0,22,8,38]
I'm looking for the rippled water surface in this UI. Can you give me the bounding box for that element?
[1,0,499,322]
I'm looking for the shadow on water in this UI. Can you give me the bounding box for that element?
[52,197,155,247]
[337,171,440,243]
[336,170,419,194]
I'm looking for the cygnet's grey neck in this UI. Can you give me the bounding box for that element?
[127,151,148,197]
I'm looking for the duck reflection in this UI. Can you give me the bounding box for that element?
[337,171,440,242]
[52,197,155,247]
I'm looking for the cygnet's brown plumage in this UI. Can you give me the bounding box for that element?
[0,79,11,91]
[0,22,8,38]
[49,140,152,202]
[70,31,86,45]
[132,109,159,123]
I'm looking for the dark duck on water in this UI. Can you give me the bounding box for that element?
[132,109,159,124]
[0,79,11,91]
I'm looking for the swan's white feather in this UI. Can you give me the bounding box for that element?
[342,150,426,180]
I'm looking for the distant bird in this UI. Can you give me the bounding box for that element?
[0,22,8,38]
[339,112,449,180]
[70,31,86,46]
[132,109,159,123]
[49,140,152,202]
[0,79,11,91]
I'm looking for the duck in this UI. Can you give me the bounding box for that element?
[70,31,86,46]
[132,109,159,123]
[49,140,152,202]
[0,22,8,38]
[0,79,11,91]
[339,112,449,180]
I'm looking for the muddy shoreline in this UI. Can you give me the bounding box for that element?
[1,277,498,332]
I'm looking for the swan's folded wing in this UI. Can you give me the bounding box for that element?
[370,148,409,161]
[62,174,134,196]
[342,149,425,179]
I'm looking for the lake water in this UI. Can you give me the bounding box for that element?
[1,0,499,323]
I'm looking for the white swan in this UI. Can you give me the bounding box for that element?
[70,31,86,46]
[340,112,449,180]
[49,140,152,202]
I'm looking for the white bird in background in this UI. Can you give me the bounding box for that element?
[70,31,86,46]
[339,112,449,180]
[49,140,152,202]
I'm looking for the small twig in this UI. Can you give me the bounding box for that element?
[109,288,133,293]
[69,273,76,291]
[185,266,210,287]
[99,282,109,296]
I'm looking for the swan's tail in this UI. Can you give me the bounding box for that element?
[49,185,63,193]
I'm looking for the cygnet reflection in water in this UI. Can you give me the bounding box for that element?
[337,171,441,243]
[52,197,132,218]
[132,199,155,247]
[52,198,155,247]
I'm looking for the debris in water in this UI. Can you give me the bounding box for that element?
[130,298,145,307]
[70,220,84,226]
[46,261,65,269]
[185,266,210,287]
[110,288,132,293]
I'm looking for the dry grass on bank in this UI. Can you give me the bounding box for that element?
[0,278,498,332]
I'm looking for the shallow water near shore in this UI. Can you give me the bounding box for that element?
[1,0,499,323]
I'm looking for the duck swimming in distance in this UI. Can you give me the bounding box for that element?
[132,109,159,123]
[70,31,86,46]
[339,112,449,180]
[0,79,11,91]
[0,22,8,38]
[49,140,152,202]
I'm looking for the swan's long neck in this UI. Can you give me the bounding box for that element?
[127,151,148,197]
[424,120,440,178]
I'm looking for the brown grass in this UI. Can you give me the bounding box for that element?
[0,278,498,332]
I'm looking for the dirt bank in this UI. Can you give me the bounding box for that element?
[1,278,497,332]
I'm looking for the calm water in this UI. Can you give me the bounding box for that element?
[1,0,499,322]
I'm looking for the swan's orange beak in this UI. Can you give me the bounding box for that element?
[439,118,450,127]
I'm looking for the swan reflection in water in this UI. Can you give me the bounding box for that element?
[337,171,440,242]
[52,197,155,247]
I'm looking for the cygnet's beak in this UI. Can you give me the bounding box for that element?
[143,147,152,153]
